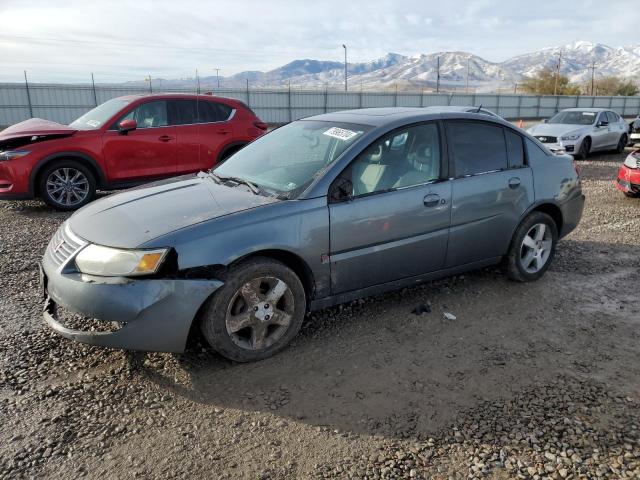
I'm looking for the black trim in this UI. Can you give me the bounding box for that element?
[0,192,33,200]
[29,151,107,195]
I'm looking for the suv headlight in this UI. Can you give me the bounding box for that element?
[561,134,581,141]
[0,150,31,162]
[75,245,168,276]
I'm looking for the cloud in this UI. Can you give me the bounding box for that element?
[0,0,637,82]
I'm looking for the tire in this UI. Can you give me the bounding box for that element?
[200,257,306,362]
[506,211,558,282]
[624,191,640,198]
[616,134,628,154]
[575,137,591,160]
[39,160,96,211]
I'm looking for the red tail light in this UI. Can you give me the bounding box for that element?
[253,121,268,131]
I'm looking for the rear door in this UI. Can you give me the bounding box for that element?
[591,112,610,150]
[444,121,534,267]
[198,100,236,169]
[328,122,452,294]
[102,100,177,181]
[170,99,202,174]
[606,111,625,145]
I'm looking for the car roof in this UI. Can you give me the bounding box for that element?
[115,93,238,102]
[559,107,611,113]
[305,107,505,127]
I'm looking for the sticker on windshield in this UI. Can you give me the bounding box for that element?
[582,112,595,116]
[323,127,359,141]
[86,120,101,127]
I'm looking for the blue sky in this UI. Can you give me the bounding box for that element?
[0,0,637,82]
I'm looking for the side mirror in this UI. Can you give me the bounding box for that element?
[596,120,609,128]
[118,119,137,134]
[329,177,353,203]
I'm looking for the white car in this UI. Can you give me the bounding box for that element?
[629,115,640,146]
[527,108,628,159]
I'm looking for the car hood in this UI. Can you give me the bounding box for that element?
[0,118,78,150]
[68,174,279,248]
[528,123,588,137]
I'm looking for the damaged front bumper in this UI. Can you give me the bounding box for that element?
[41,247,223,353]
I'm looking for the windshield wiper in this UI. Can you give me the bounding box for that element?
[217,175,262,195]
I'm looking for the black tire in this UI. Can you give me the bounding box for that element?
[575,137,591,160]
[200,257,306,362]
[39,160,96,211]
[506,211,558,282]
[616,134,628,154]
[624,191,640,198]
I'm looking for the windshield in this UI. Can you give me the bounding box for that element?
[213,120,371,198]
[69,98,133,130]
[548,111,597,126]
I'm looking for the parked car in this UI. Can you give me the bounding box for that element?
[41,107,584,362]
[629,115,640,146]
[527,108,628,159]
[616,149,640,197]
[0,94,267,210]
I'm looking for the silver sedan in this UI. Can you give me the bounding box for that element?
[527,108,628,159]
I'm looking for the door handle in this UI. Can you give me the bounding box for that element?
[158,135,174,142]
[423,194,440,207]
[508,177,521,189]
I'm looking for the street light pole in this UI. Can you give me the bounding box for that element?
[465,56,470,94]
[436,56,440,93]
[553,50,562,96]
[590,61,596,96]
[342,44,347,91]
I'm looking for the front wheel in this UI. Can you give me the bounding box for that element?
[575,137,591,160]
[616,134,628,154]
[506,212,558,282]
[39,160,96,211]
[201,257,306,362]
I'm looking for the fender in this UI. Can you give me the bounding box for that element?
[29,151,107,195]
[507,199,564,246]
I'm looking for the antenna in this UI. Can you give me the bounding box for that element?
[475,104,483,113]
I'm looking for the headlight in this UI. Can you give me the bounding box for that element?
[561,134,581,141]
[0,150,31,162]
[624,152,639,169]
[75,244,168,276]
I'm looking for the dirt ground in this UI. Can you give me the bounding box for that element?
[0,151,638,479]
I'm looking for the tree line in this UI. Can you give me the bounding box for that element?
[520,68,639,96]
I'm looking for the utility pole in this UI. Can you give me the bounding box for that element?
[342,44,348,91]
[465,56,470,94]
[145,75,153,93]
[23,70,33,118]
[195,68,200,94]
[497,68,502,93]
[436,56,441,93]
[214,68,220,88]
[590,61,596,96]
[553,50,562,96]
[514,82,518,94]
[90,73,98,106]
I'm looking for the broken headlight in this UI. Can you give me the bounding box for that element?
[0,150,31,162]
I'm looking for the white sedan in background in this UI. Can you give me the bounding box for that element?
[527,108,628,159]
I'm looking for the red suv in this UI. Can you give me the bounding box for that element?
[0,94,267,210]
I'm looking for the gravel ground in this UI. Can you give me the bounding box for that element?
[0,151,639,479]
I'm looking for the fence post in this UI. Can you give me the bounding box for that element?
[497,93,501,116]
[324,85,328,113]
[622,96,628,116]
[536,95,541,118]
[447,93,453,106]
[575,95,579,108]
[554,94,560,114]
[23,71,33,118]
[609,96,613,109]
[359,86,363,109]
[91,73,98,106]
[245,79,250,108]
[471,93,476,107]
[288,82,292,123]
[394,84,398,107]
[517,94,522,119]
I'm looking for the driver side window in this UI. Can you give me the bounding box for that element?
[118,100,168,129]
[347,123,441,197]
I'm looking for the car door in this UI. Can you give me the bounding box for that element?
[444,121,534,268]
[198,100,236,169]
[606,111,625,145]
[590,112,610,150]
[328,122,452,294]
[102,100,177,181]
[169,99,202,175]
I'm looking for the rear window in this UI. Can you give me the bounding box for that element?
[446,121,508,176]
[199,101,232,123]
[169,99,198,125]
[505,129,525,168]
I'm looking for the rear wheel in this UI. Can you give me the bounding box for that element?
[616,134,628,154]
[200,257,306,362]
[506,212,558,282]
[575,137,591,160]
[39,160,96,211]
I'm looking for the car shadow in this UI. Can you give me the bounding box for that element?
[135,239,639,441]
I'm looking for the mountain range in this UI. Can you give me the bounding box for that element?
[138,41,640,92]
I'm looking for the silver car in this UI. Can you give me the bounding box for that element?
[41,108,585,362]
[528,108,629,159]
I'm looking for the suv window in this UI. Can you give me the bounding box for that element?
[199,101,233,123]
[446,121,508,176]
[505,129,525,168]
[348,123,441,196]
[169,99,198,125]
[118,100,168,129]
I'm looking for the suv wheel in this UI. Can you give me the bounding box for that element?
[506,211,558,282]
[201,257,306,362]
[39,160,96,211]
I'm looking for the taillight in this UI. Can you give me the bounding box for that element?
[253,121,268,131]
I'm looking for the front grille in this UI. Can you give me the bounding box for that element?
[46,223,86,268]
[535,135,557,144]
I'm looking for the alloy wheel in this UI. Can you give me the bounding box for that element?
[225,276,294,351]
[46,168,90,207]
[519,223,553,274]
